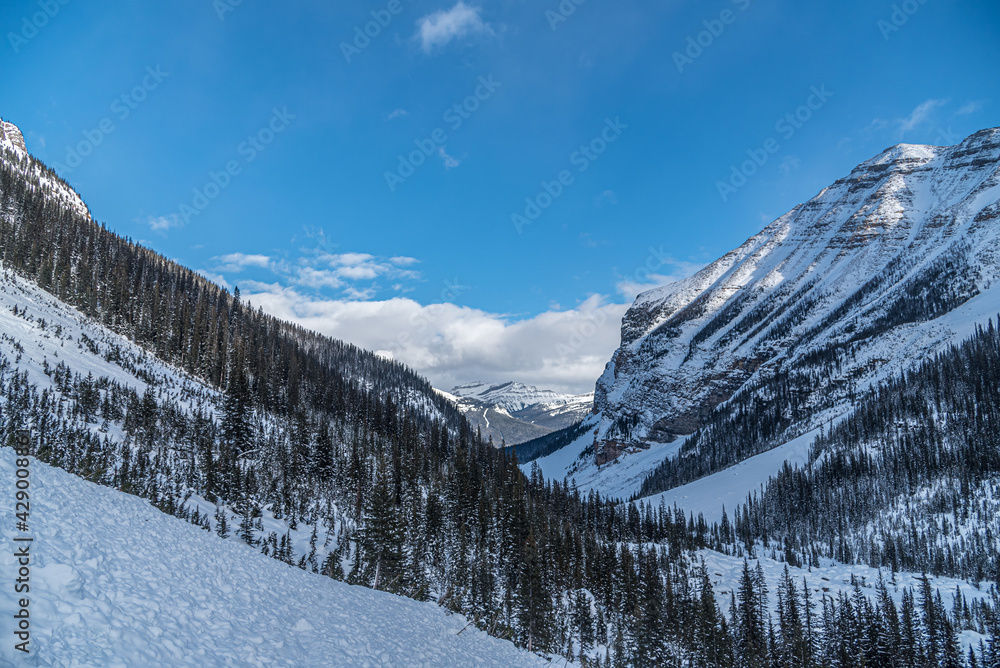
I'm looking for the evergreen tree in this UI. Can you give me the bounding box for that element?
[214,504,229,539]
[517,528,552,653]
[736,560,767,666]
[357,455,406,592]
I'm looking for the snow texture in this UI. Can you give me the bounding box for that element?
[0,447,551,667]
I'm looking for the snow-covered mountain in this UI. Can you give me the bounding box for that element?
[437,381,593,445]
[1,119,27,152]
[451,381,591,414]
[531,127,1000,502]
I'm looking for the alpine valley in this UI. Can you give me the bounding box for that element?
[2,116,999,667]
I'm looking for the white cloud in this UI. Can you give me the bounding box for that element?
[335,264,380,280]
[146,214,183,233]
[898,98,948,134]
[328,252,374,266]
[213,253,273,272]
[416,2,489,53]
[956,100,986,116]
[342,285,379,301]
[866,118,889,132]
[387,108,409,120]
[202,246,704,393]
[778,155,801,175]
[196,269,230,289]
[240,284,628,394]
[208,250,422,301]
[293,266,344,290]
[594,190,617,207]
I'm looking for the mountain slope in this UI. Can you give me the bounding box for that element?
[0,447,549,667]
[533,127,1000,501]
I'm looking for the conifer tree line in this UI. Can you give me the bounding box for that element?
[2,145,999,665]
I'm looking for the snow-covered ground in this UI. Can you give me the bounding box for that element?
[638,426,820,521]
[0,266,550,666]
[0,447,551,667]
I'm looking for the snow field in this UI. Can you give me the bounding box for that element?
[0,447,551,667]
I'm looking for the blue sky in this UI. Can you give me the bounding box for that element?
[2,0,998,392]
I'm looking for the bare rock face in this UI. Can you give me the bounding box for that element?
[1,120,27,152]
[591,127,1000,465]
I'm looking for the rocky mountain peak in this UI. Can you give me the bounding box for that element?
[0,119,27,153]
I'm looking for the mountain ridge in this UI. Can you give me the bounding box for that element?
[437,380,593,445]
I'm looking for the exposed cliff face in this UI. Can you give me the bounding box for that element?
[591,127,1000,467]
[0,119,27,153]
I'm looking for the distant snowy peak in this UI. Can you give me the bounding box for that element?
[450,380,593,413]
[436,382,595,445]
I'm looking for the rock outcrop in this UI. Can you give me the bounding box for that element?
[0,120,27,152]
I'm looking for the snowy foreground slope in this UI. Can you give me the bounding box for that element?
[0,448,549,668]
